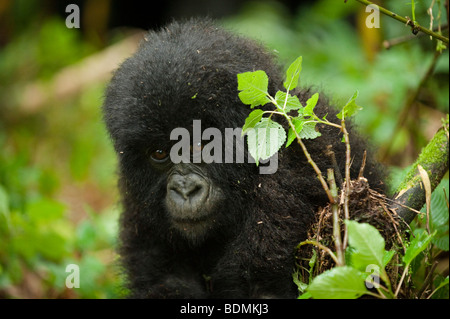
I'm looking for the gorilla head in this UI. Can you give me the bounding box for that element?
[103,19,283,244]
[103,18,384,298]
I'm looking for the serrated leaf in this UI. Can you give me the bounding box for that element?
[283,56,303,91]
[242,109,264,136]
[432,225,449,251]
[345,220,386,271]
[307,266,368,299]
[336,91,363,120]
[275,91,302,112]
[303,93,319,117]
[403,229,435,266]
[237,70,270,108]
[298,122,321,140]
[286,117,305,148]
[422,179,449,250]
[429,179,449,228]
[246,118,286,166]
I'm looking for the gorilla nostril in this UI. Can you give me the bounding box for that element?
[168,174,208,204]
[172,184,203,201]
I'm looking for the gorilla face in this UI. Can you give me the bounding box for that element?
[142,140,226,242]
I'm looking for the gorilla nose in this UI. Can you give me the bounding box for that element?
[167,173,208,206]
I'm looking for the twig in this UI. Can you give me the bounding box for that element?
[383,24,448,49]
[328,169,345,266]
[417,261,439,298]
[325,145,344,187]
[395,265,409,297]
[297,240,340,265]
[285,115,336,204]
[353,0,449,44]
[358,150,367,179]
[341,117,352,249]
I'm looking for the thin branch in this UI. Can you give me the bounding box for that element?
[383,24,448,49]
[284,115,336,204]
[341,117,352,249]
[325,145,344,187]
[358,150,367,179]
[297,240,340,265]
[395,265,409,297]
[328,169,345,266]
[417,261,439,298]
[352,0,449,44]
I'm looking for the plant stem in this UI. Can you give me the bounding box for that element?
[395,265,409,298]
[297,240,340,265]
[284,115,336,204]
[341,118,351,249]
[328,169,345,266]
[353,0,449,44]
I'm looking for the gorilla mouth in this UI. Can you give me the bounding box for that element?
[171,214,214,228]
[170,213,217,241]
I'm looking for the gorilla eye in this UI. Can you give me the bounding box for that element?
[150,149,169,163]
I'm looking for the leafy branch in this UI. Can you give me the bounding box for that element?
[238,57,361,205]
[237,56,449,299]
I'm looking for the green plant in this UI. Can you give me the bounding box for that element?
[237,56,449,299]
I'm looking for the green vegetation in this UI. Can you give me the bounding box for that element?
[0,0,448,298]
[237,54,448,298]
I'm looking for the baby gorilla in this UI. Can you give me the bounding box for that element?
[103,18,384,298]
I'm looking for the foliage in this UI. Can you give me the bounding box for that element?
[237,55,449,299]
[0,16,121,298]
[0,0,447,298]
[225,0,449,160]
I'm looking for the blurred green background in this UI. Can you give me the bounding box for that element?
[0,0,448,298]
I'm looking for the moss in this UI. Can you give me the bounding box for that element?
[396,116,449,193]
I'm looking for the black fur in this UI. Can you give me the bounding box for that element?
[103,18,385,298]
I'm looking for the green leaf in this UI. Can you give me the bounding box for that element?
[283,56,303,91]
[432,224,449,251]
[336,91,363,120]
[286,117,305,148]
[0,185,11,232]
[297,291,312,299]
[303,93,319,117]
[383,250,395,267]
[293,271,308,293]
[242,109,264,136]
[429,180,449,250]
[432,276,449,298]
[403,229,435,266]
[298,122,321,140]
[274,91,302,112]
[307,266,368,299]
[345,220,386,272]
[237,70,270,108]
[246,118,286,166]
